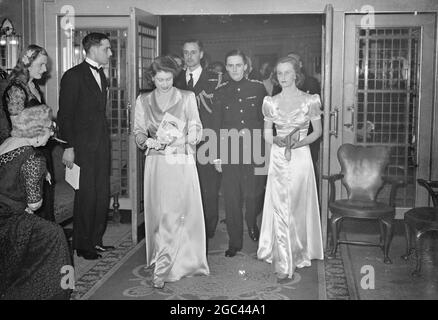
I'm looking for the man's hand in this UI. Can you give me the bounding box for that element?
[62,148,75,169]
[213,159,222,173]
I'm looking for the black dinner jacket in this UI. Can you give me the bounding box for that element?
[58,61,109,152]
[174,68,219,131]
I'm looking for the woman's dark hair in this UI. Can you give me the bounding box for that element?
[260,62,274,80]
[208,61,225,74]
[8,44,48,84]
[149,55,181,78]
[82,32,110,54]
[224,49,247,65]
[274,56,305,88]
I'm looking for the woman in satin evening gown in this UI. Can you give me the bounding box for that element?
[257,56,324,281]
[133,56,209,289]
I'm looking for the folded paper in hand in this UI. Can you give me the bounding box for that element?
[65,163,80,190]
[284,128,300,161]
[156,112,185,144]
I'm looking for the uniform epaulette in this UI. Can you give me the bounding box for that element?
[216,81,229,89]
[248,79,263,85]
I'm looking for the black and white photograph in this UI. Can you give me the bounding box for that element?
[0,0,437,306]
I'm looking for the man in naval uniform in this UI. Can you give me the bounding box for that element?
[174,39,222,240]
[213,49,267,257]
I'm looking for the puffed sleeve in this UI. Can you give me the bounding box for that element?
[185,91,203,145]
[308,94,322,120]
[133,94,149,149]
[4,83,27,116]
[262,96,276,122]
[21,152,46,206]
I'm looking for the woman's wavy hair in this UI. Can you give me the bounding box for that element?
[10,104,52,139]
[149,55,180,77]
[144,55,181,89]
[274,56,305,88]
[8,44,48,84]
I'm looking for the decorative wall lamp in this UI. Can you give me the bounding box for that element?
[0,18,21,73]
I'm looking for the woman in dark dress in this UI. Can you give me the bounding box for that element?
[2,45,55,222]
[0,105,71,300]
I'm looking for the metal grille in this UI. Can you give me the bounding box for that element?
[355,27,420,207]
[73,29,129,197]
[137,24,157,91]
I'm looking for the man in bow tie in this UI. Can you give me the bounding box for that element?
[174,39,222,244]
[58,32,114,260]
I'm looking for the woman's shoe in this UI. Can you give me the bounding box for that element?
[153,280,165,289]
[276,273,292,284]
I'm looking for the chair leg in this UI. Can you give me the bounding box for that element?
[328,214,342,259]
[412,231,424,277]
[381,218,393,264]
[112,193,120,223]
[401,222,413,261]
[379,220,385,247]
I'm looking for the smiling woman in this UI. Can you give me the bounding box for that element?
[133,55,209,289]
[1,44,56,222]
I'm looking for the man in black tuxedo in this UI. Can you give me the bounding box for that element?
[58,33,114,260]
[174,39,222,240]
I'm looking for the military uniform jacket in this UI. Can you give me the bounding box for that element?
[213,77,267,166]
[174,68,220,131]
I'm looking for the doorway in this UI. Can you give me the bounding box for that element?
[161,15,323,85]
[340,13,436,215]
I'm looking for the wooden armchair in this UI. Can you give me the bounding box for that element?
[402,179,438,276]
[324,144,404,264]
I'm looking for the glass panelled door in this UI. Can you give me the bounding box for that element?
[343,14,435,213]
[58,16,131,210]
[71,29,130,208]
[128,7,160,244]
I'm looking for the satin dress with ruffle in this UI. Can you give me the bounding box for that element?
[133,88,210,287]
[257,91,324,278]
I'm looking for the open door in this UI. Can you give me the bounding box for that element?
[128,7,161,244]
[320,4,334,250]
[342,13,435,215]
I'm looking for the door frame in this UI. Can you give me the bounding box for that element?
[128,7,161,244]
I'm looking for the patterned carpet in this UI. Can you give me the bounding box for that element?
[71,231,354,300]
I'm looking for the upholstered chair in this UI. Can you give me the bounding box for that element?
[324,143,404,264]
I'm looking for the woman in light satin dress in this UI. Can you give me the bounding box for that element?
[257,56,324,282]
[133,56,209,289]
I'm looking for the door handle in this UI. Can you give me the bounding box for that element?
[126,102,132,134]
[329,108,339,137]
[344,106,354,129]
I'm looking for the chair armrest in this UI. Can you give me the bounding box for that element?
[417,179,438,207]
[382,175,406,207]
[322,173,344,203]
